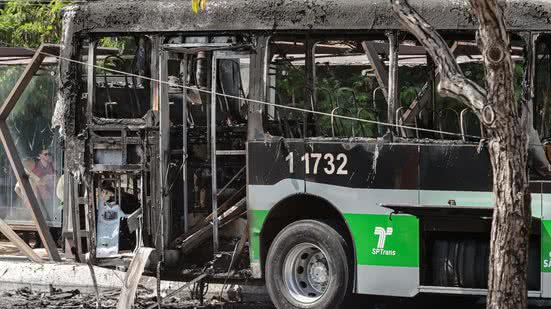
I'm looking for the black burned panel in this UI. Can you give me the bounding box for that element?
[304,141,419,189]
[248,138,305,186]
[419,144,492,192]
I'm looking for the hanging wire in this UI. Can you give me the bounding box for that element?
[0,40,483,139]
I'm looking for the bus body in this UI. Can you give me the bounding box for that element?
[54,0,551,307]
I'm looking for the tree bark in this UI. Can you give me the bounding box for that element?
[391,1,531,308]
[468,2,531,308]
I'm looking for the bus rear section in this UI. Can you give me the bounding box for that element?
[249,139,545,305]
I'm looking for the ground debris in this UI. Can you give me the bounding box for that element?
[0,287,274,309]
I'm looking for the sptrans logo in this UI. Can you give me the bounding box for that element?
[544,251,551,268]
[372,227,396,256]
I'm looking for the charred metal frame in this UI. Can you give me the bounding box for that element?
[210,50,250,254]
[77,35,161,263]
[49,3,548,288]
[159,47,170,255]
[77,1,551,35]
[386,31,399,129]
[181,54,189,233]
[210,51,218,254]
[362,41,389,102]
[0,44,61,262]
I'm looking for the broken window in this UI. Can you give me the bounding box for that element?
[266,39,308,138]
[315,40,380,138]
[215,55,249,126]
[395,37,525,141]
[156,38,249,248]
[0,60,62,230]
[94,36,152,119]
[535,35,551,140]
[393,40,432,138]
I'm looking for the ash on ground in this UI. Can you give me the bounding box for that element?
[0,286,275,309]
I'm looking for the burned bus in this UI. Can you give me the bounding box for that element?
[43,0,551,307]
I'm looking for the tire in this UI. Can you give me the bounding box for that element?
[265,220,349,309]
[446,239,460,286]
[474,240,489,288]
[431,239,448,286]
[459,239,477,288]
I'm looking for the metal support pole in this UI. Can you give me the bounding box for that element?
[304,39,315,137]
[210,53,219,254]
[427,53,437,132]
[158,49,170,256]
[386,31,399,129]
[85,40,98,262]
[362,41,389,102]
[181,55,189,233]
[69,175,83,262]
[86,40,97,123]
[247,36,268,141]
[146,35,161,240]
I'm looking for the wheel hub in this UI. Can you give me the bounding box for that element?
[283,243,331,304]
[309,259,328,285]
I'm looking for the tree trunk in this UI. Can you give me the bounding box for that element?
[469,1,531,307]
[486,126,531,309]
[391,1,532,308]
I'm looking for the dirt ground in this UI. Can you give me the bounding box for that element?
[1,288,550,309]
[0,286,509,309]
[0,287,276,309]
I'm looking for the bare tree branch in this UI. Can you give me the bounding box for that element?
[391,0,486,113]
[467,0,516,127]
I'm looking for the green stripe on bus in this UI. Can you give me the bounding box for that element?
[250,209,419,268]
[541,220,551,272]
[249,209,269,262]
[345,214,419,267]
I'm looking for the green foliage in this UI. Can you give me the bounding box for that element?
[0,0,66,48]
[272,54,528,139]
[273,58,381,138]
[99,37,133,52]
[315,65,378,137]
[0,66,57,160]
[0,0,66,164]
[0,66,23,169]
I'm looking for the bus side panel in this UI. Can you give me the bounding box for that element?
[419,144,493,207]
[305,141,420,297]
[346,213,420,296]
[247,139,305,278]
[419,144,544,293]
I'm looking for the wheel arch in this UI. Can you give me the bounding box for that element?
[259,193,357,290]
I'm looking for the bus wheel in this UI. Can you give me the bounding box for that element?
[265,220,349,309]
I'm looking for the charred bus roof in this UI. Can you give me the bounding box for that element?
[68,0,551,35]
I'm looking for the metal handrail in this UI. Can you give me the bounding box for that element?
[460,108,484,142]
[438,108,460,139]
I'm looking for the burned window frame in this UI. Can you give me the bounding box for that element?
[87,35,154,122]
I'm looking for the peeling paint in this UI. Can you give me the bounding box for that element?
[57,0,551,36]
[372,143,380,175]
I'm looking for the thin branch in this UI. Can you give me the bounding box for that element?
[391,0,486,112]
